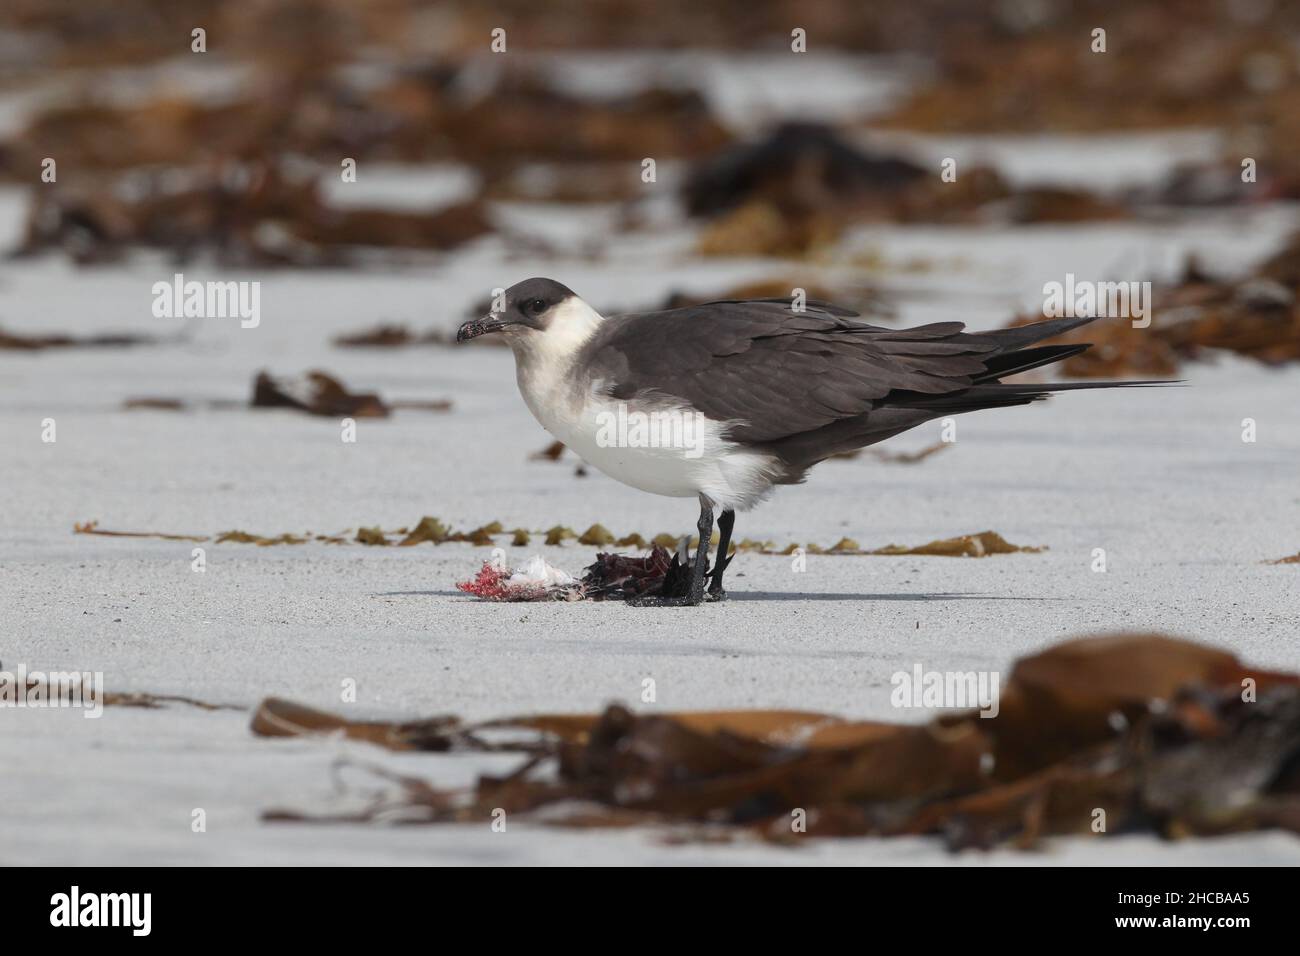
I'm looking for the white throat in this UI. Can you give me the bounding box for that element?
[510,296,605,407]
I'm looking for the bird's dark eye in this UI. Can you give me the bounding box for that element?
[527,298,547,315]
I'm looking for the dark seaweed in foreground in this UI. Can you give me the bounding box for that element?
[252,634,1300,850]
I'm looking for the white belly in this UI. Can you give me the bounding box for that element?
[566,424,710,498]
[521,379,779,511]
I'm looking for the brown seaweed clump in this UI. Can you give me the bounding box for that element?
[251,369,390,418]
[18,163,491,267]
[684,124,1133,256]
[251,633,1300,851]
[1003,233,1300,378]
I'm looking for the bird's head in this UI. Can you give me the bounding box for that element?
[457,277,595,347]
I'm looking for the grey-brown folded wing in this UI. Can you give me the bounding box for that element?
[581,299,999,443]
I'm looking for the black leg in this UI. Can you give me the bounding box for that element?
[708,508,735,600]
[629,495,713,607]
[686,495,713,605]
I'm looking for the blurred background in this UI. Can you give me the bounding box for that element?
[3,0,1299,360]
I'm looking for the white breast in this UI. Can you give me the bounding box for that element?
[519,377,780,512]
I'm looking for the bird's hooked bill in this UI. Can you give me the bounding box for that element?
[456,313,515,342]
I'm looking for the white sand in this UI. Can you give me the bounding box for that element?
[3,187,1299,864]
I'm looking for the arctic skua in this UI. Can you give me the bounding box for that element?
[458,278,1166,606]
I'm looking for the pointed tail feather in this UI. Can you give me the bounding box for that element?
[974,343,1090,382]
[886,379,1180,413]
[980,315,1101,352]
